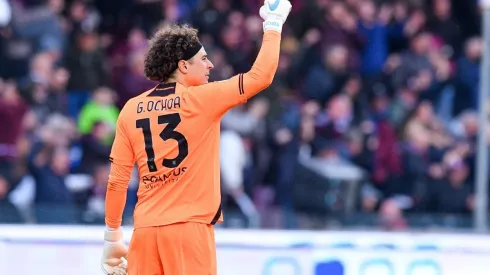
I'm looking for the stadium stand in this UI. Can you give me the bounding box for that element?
[0,0,485,231]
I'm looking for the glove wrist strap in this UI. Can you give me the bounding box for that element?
[263,19,283,32]
[104,227,123,242]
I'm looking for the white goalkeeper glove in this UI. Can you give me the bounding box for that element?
[101,227,128,275]
[259,0,292,33]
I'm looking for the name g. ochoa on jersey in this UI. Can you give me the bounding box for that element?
[136,96,182,113]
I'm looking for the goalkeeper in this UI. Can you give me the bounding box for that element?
[101,0,292,274]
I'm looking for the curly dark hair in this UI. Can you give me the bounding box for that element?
[144,24,201,83]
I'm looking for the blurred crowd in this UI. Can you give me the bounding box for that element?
[0,0,486,230]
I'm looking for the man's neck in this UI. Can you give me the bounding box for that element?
[166,76,189,87]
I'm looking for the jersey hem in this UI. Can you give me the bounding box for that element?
[133,218,224,230]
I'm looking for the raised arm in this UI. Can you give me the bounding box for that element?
[190,0,292,119]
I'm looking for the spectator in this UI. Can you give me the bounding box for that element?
[0,175,23,223]
[116,48,155,108]
[322,1,364,71]
[357,0,391,75]
[77,86,118,143]
[428,0,461,57]
[220,98,270,227]
[456,37,482,110]
[427,153,474,214]
[303,44,349,104]
[65,31,110,118]
[77,121,112,175]
[28,135,75,223]
[392,32,435,90]
[0,81,28,177]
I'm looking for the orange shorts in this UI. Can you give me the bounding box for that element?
[127,222,217,275]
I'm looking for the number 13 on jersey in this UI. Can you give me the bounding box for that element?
[136,113,189,172]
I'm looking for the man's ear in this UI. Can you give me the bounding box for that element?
[177,60,188,74]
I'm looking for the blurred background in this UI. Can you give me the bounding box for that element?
[0,0,487,234]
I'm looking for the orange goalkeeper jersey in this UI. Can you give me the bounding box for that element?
[105,31,281,229]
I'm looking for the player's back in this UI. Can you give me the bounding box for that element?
[109,30,282,230]
[119,82,222,229]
